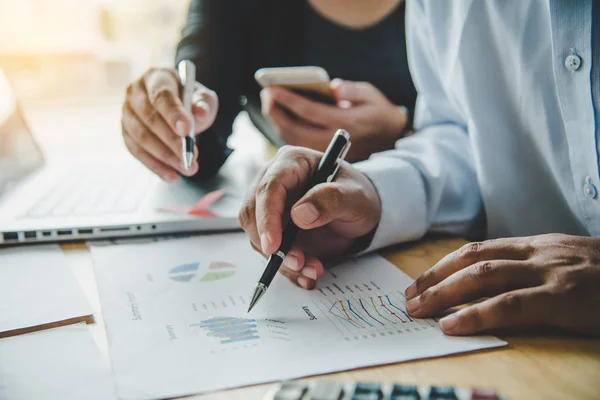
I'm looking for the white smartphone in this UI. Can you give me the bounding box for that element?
[254,66,336,104]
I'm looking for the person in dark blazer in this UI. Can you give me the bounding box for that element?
[121,0,416,182]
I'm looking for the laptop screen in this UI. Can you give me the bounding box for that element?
[0,69,44,199]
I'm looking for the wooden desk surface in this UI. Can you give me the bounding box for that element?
[61,237,600,400]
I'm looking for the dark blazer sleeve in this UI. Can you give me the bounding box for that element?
[175,0,248,181]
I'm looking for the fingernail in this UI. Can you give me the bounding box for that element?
[175,120,186,136]
[440,314,459,334]
[260,232,272,253]
[330,78,343,88]
[194,100,208,114]
[293,203,320,225]
[297,276,311,289]
[301,266,317,280]
[405,283,417,300]
[284,254,301,271]
[406,297,421,315]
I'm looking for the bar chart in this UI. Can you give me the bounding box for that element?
[192,316,260,345]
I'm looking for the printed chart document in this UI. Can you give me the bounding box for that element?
[91,234,506,400]
[0,245,93,338]
[0,323,117,400]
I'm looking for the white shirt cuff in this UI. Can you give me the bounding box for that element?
[354,156,428,253]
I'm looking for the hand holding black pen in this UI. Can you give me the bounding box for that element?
[247,129,352,312]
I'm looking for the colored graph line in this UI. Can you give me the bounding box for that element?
[316,300,351,336]
[385,295,413,322]
[369,297,397,324]
[339,300,365,328]
[378,296,406,323]
[327,302,362,328]
[347,300,373,327]
[192,317,260,345]
[359,299,384,326]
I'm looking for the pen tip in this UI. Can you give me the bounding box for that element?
[183,152,193,170]
[247,283,266,314]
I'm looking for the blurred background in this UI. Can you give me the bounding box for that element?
[0,0,261,165]
[0,0,187,104]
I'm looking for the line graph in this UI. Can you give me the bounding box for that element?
[314,290,435,340]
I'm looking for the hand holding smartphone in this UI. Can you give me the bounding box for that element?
[255,66,336,104]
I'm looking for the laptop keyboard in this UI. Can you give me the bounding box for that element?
[24,165,153,218]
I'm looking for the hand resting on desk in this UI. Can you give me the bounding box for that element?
[239,146,600,336]
[121,68,218,182]
[404,234,600,336]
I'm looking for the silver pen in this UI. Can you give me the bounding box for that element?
[177,60,196,170]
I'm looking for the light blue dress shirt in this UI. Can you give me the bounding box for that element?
[356,0,600,251]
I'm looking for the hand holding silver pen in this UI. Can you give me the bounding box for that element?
[121,62,219,182]
[177,60,196,171]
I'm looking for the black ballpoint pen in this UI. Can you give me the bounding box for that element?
[247,129,352,313]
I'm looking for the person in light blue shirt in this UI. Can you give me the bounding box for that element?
[238,0,600,336]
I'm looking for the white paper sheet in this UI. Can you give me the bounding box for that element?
[91,234,506,400]
[0,323,117,400]
[0,245,93,335]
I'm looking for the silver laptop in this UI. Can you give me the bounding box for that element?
[0,69,253,245]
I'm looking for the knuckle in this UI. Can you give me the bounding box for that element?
[145,67,159,76]
[414,273,430,294]
[142,101,159,124]
[152,88,175,106]
[461,242,483,259]
[257,177,281,197]
[318,184,343,210]
[276,145,297,159]
[419,286,438,303]
[471,261,495,282]
[125,83,135,97]
[499,293,523,315]
[548,269,580,295]
[137,127,150,143]
[238,204,254,229]
[465,308,484,330]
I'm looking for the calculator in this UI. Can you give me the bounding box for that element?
[264,379,506,400]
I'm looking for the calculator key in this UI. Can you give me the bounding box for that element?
[390,394,420,400]
[352,382,383,400]
[470,388,499,400]
[275,381,309,400]
[355,382,382,393]
[428,386,457,399]
[390,384,420,400]
[275,388,307,400]
[352,394,381,400]
[311,380,344,400]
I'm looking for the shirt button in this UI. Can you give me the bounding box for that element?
[583,177,597,199]
[565,49,581,71]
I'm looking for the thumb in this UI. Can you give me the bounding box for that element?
[331,79,376,104]
[290,181,376,235]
